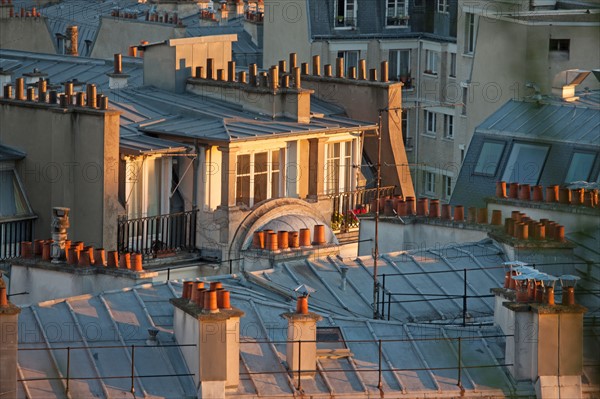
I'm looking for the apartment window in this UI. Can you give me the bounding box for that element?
[325,141,353,194]
[474,141,505,176]
[465,13,475,54]
[564,152,596,183]
[236,151,281,207]
[444,176,452,198]
[461,87,468,115]
[389,49,411,83]
[425,50,438,75]
[425,111,436,134]
[425,172,436,194]
[437,0,448,13]
[337,50,360,71]
[386,0,408,26]
[501,143,550,185]
[444,114,454,138]
[335,0,356,28]
[449,52,456,77]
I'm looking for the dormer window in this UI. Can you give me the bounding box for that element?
[335,0,356,29]
[386,0,408,27]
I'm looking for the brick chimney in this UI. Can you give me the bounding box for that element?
[0,277,20,399]
[171,283,244,398]
[281,295,322,378]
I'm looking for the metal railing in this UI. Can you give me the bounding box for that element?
[329,186,396,233]
[117,209,198,258]
[0,215,36,260]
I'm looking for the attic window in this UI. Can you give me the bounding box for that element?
[0,170,31,217]
[386,0,408,27]
[335,0,356,28]
[565,152,597,183]
[317,327,347,349]
[501,142,550,185]
[474,141,505,176]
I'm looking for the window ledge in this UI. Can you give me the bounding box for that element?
[423,72,438,77]
[385,25,410,29]
[462,53,474,58]
[422,133,437,139]
[448,75,456,80]
[334,26,355,30]
[442,136,454,142]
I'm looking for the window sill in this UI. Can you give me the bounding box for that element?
[448,75,456,80]
[462,53,474,58]
[385,25,410,29]
[334,26,355,30]
[422,133,436,139]
[423,72,438,77]
[443,136,454,142]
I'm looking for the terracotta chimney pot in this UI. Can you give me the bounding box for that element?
[441,204,452,220]
[558,188,570,204]
[312,55,320,76]
[107,251,118,268]
[546,185,559,202]
[508,182,519,199]
[477,208,488,224]
[266,232,278,251]
[289,231,300,248]
[467,207,477,223]
[42,241,52,261]
[491,210,502,225]
[532,185,543,201]
[299,228,311,247]
[132,253,143,271]
[94,248,106,267]
[429,199,440,218]
[296,296,308,314]
[120,252,131,269]
[453,205,464,221]
[204,290,218,313]
[518,184,530,201]
[405,196,415,215]
[496,181,507,198]
[396,200,407,216]
[277,231,289,250]
[313,225,326,245]
[562,286,575,305]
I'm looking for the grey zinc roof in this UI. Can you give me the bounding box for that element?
[476,98,600,146]
[112,86,377,143]
[17,279,523,398]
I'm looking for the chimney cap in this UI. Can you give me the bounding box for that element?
[559,274,580,287]
[293,284,315,298]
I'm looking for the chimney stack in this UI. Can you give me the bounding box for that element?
[171,282,244,398]
[281,295,322,379]
[0,278,20,399]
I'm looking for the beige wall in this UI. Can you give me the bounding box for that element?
[91,17,186,59]
[0,17,55,54]
[0,100,123,249]
[144,36,235,92]
[263,0,311,69]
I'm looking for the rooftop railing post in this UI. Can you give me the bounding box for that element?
[462,269,467,326]
[377,339,383,390]
[130,344,136,394]
[381,274,386,319]
[457,337,462,387]
[66,346,71,393]
[387,292,391,321]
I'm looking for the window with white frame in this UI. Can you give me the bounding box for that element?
[465,13,476,54]
[444,175,452,198]
[461,87,468,116]
[236,150,281,207]
[386,0,408,26]
[425,110,436,134]
[401,110,409,145]
[449,52,456,77]
[425,172,436,194]
[444,114,454,138]
[389,49,411,83]
[125,156,165,219]
[425,50,438,75]
[325,141,354,194]
[437,0,448,13]
[335,0,356,28]
[337,50,360,71]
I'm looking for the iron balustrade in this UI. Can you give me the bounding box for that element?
[329,186,396,232]
[117,209,198,258]
[0,215,36,260]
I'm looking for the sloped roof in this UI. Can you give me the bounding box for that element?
[17,279,519,398]
[110,86,377,143]
[476,98,600,146]
[0,144,26,161]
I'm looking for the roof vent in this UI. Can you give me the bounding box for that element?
[146,328,159,346]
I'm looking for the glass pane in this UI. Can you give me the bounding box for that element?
[237,154,250,175]
[254,152,268,173]
[271,171,280,199]
[254,173,268,204]
[501,143,549,184]
[475,142,505,175]
[565,152,596,183]
[271,150,279,172]
[236,176,250,206]
[146,158,161,217]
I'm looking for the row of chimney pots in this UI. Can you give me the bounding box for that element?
[503,264,579,307]
[252,224,327,251]
[19,239,144,271]
[1,78,109,109]
[496,181,599,208]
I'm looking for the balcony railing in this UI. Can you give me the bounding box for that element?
[117,210,198,259]
[329,186,396,233]
[0,215,36,260]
